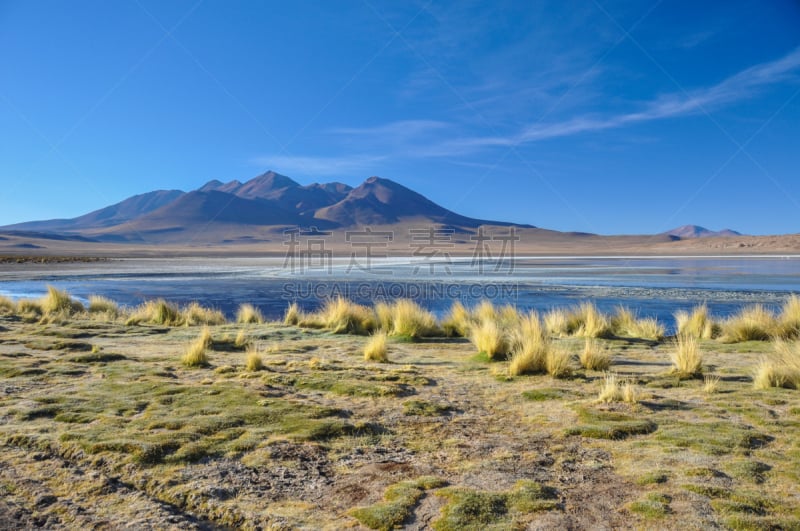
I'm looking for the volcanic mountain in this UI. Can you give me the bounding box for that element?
[1,171,527,243]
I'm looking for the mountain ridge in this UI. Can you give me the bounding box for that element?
[1,172,528,243]
[1,172,750,245]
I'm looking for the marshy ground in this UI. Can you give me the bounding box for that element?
[0,312,799,529]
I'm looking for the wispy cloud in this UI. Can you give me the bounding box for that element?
[436,46,800,152]
[249,154,385,177]
[283,47,800,166]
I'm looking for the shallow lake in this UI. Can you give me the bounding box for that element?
[1,256,798,330]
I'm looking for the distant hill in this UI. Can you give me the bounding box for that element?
[664,225,742,239]
[0,172,526,243]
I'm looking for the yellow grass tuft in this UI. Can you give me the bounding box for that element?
[572,302,611,338]
[611,306,665,340]
[183,302,226,326]
[671,334,703,378]
[703,374,721,394]
[88,295,118,315]
[597,373,622,403]
[597,372,637,403]
[234,329,250,349]
[546,347,573,378]
[507,312,548,376]
[621,380,638,404]
[16,299,43,319]
[375,301,393,332]
[319,297,376,335]
[364,331,388,362]
[544,308,570,337]
[244,346,264,371]
[470,319,508,360]
[720,304,776,342]
[40,285,84,315]
[580,338,612,371]
[386,299,438,339]
[182,327,212,367]
[498,304,522,328]
[777,294,800,339]
[753,340,800,390]
[441,300,472,337]
[237,303,264,325]
[630,317,665,341]
[127,299,183,326]
[474,300,498,324]
[0,295,15,314]
[546,303,610,338]
[283,302,302,326]
[674,304,717,339]
[610,306,636,336]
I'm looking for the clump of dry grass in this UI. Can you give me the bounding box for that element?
[474,300,498,324]
[545,303,610,338]
[441,300,472,337]
[244,345,264,371]
[671,334,703,378]
[127,299,183,326]
[375,301,393,332]
[753,340,800,390]
[88,295,118,315]
[631,317,666,341]
[544,308,570,337]
[385,299,438,339]
[546,347,573,378]
[597,373,637,403]
[580,338,612,371]
[183,302,226,326]
[720,304,776,342]
[621,380,638,404]
[610,306,636,336]
[674,304,717,339]
[40,286,84,315]
[237,303,264,325]
[573,302,611,338]
[234,329,250,349]
[16,299,43,320]
[611,307,665,340]
[776,294,800,339]
[498,304,522,329]
[284,302,302,326]
[597,373,622,403]
[364,331,388,362]
[182,327,212,367]
[470,319,509,360]
[0,295,16,314]
[319,297,376,335]
[703,374,721,394]
[508,312,549,376]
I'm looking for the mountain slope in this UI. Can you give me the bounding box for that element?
[3,190,185,232]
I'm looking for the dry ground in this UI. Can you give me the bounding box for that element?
[0,316,798,530]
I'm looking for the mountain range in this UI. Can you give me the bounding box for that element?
[0,171,742,246]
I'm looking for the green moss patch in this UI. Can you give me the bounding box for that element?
[348,476,446,530]
[565,407,657,440]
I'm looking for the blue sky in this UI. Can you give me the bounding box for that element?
[1,0,799,235]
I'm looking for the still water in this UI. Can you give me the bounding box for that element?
[1,256,798,329]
